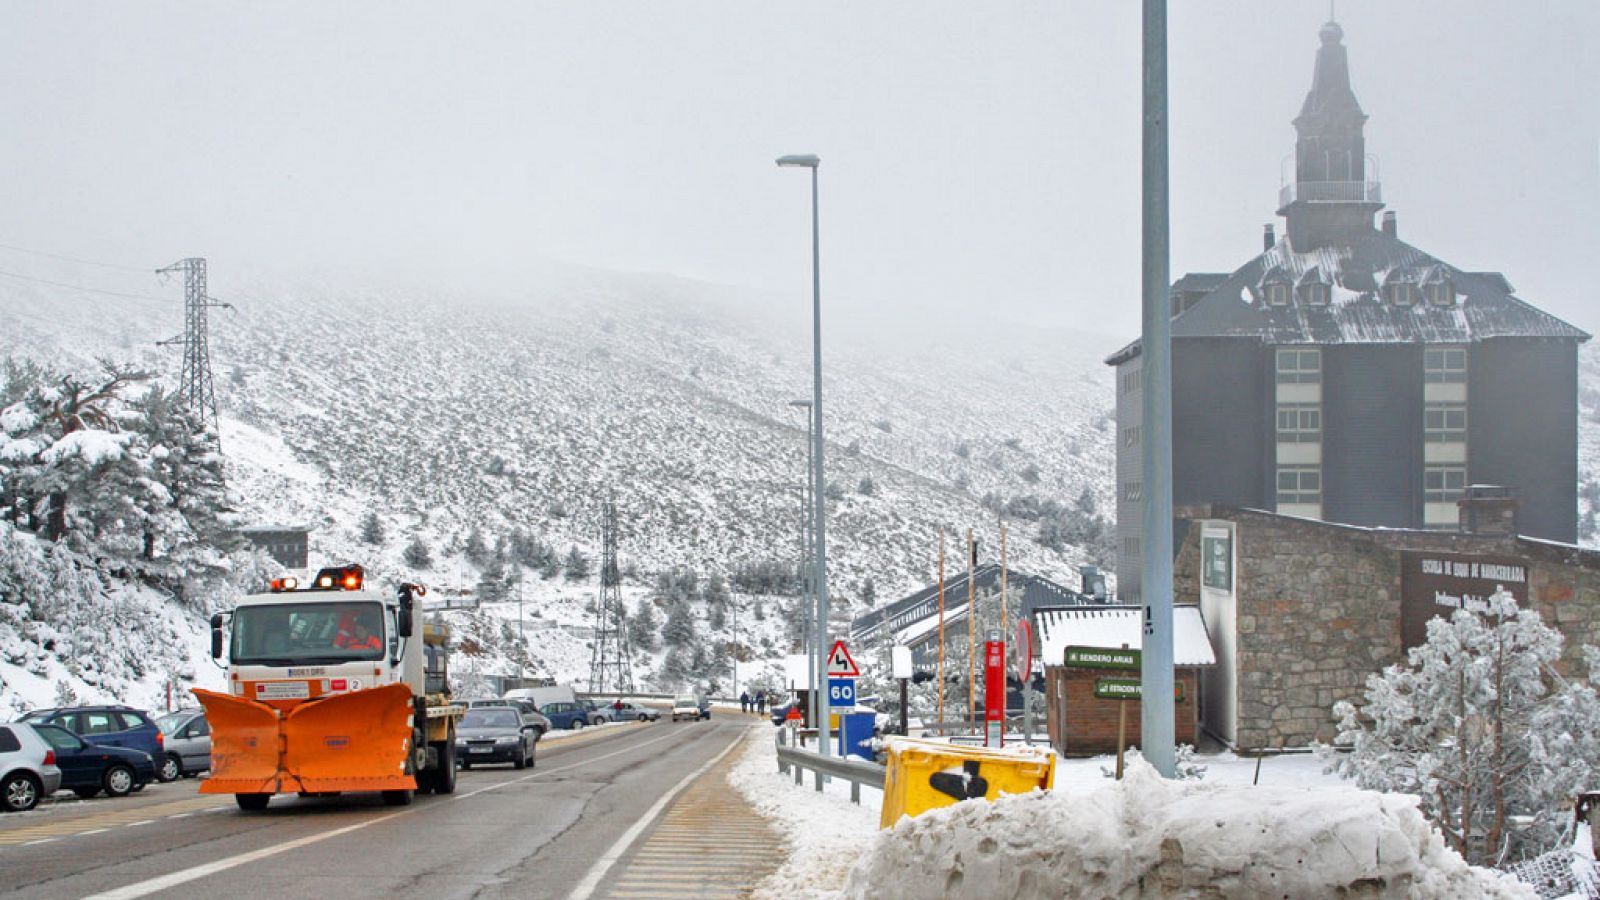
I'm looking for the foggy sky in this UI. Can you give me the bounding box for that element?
[0,1,1595,341]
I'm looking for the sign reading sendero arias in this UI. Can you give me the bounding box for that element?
[1064,646,1140,671]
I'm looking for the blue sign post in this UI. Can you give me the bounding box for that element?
[828,677,856,707]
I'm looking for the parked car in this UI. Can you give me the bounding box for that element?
[463,699,549,740]
[454,707,536,770]
[539,701,590,730]
[17,706,170,782]
[671,695,708,722]
[578,698,615,726]
[31,724,157,799]
[153,708,211,781]
[610,702,660,723]
[1,723,63,813]
[769,701,799,727]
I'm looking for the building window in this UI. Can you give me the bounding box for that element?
[1298,282,1330,306]
[1121,368,1142,394]
[1265,283,1291,307]
[1425,403,1467,443]
[1275,404,1322,443]
[1425,281,1455,307]
[1122,536,1141,561]
[1122,481,1142,503]
[1121,425,1141,449]
[1424,347,1467,383]
[1424,465,1467,502]
[1275,347,1321,384]
[1386,282,1419,307]
[1276,466,1322,505]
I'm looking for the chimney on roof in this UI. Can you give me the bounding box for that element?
[1457,485,1520,536]
[1079,565,1107,602]
[1382,211,1397,238]
[1263,223,1276,251]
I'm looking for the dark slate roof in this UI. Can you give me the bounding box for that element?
[849,563,1091,645]
[1105,230,1589,366]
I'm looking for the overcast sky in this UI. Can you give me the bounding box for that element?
[0,1,1595,340]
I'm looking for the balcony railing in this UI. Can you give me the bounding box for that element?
[1279,180,1382,207]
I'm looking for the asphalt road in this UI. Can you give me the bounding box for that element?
[0,716,752,900]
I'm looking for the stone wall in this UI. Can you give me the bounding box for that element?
[1175,506,1600,750]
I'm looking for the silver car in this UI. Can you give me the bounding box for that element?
[2,722,64,812]
[153,709,211,781]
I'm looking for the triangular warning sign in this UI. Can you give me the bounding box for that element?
[826,640,861,677]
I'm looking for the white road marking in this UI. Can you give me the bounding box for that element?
[79,723,710,900]
[79,829,108,836]
[564,729,748,900]
[26,839,55,846]
[125,821,153,828]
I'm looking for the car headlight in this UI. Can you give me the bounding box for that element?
[495,735,519,744]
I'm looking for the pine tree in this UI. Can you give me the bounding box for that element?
[1327,590,1600,864]
[463,525,488,566]
[662,600,695,648]
[359,511,385,545]
[563,546,591,581]
[629,598,660,652]
[403,534,433,569]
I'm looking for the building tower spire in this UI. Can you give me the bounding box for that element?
[1277,19,1384,250]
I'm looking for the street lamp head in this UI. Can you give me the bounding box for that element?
[787,399,813,409]
[775,154,821,169]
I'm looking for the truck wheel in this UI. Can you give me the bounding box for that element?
[382,789,413,807]
[432,734,456,795]
[236,793,271,811]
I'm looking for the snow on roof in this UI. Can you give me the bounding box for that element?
[1036,605,1216,667]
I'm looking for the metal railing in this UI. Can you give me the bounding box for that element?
[776,728,885,805]
[1278,180,1382,207]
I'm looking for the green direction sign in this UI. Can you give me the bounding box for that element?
[1093,678,1185,702]
[1064,645,1140,671]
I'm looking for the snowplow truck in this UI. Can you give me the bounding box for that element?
[194,565,464,810]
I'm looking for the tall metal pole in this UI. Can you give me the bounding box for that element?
[967,528,976,734]
[1139,0,1176,778]
[937,529,946,729]
[807,164,833,761]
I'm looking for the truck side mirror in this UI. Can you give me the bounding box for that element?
[209,613,225,660]
[396,585,416,638]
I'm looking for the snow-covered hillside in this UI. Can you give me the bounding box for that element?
[0,263,1119,691]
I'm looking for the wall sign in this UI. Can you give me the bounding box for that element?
[1400,550,1529,649]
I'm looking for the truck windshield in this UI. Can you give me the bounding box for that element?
[231,601,387,665]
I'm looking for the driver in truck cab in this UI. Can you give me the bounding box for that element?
[335,611,382,651]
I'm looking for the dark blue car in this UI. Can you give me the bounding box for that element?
[32,724,157,798]
[538,701,589,730]
[17,706,169,780]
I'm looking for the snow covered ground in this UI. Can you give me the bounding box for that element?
[732,729,1536,899]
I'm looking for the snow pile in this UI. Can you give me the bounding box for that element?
[728,729,881,899]
[843,758,1535,900]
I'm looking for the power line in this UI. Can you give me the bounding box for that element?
[0,240,153,273]
[0,267,165,301]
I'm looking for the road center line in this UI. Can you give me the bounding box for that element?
[79,724,710,900]
[565,728,749,900]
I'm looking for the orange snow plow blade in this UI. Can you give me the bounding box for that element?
[194,684,417,795]
[193,689,284,795]
[281,683,416,793]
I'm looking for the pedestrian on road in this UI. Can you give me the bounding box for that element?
[740,691,750,714]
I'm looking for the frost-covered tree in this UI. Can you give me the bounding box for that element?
[463,525,488,566]
[662,599,695,649]
[563,546,590,581]
[359,511,385,545]
[1327,590,1600,864]
[629,598,660,652]
[402,534,433,569]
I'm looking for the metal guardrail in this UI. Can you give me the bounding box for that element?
[775,728,885,805]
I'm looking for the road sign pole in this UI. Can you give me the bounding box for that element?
[1116,699,1128,780]
[984,629,1004,747]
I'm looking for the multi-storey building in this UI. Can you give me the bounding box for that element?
[1108,20,1589,603]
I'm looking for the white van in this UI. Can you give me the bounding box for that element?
[504,685,577,709]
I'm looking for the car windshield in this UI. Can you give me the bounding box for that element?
[462,709,519,729]
[155,712,191,735]
[32,723,83,751]
[230,601,387,665]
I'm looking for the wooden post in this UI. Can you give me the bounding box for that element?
[937,528,946,731]
[1116,699,1128,780]
[967,528,976,734]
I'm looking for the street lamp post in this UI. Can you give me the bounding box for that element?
[788,398,816,731]
[777,152,832,764]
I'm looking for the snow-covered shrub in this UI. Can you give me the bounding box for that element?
[1325,589,1600,865]
[1103,744,1207,780]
